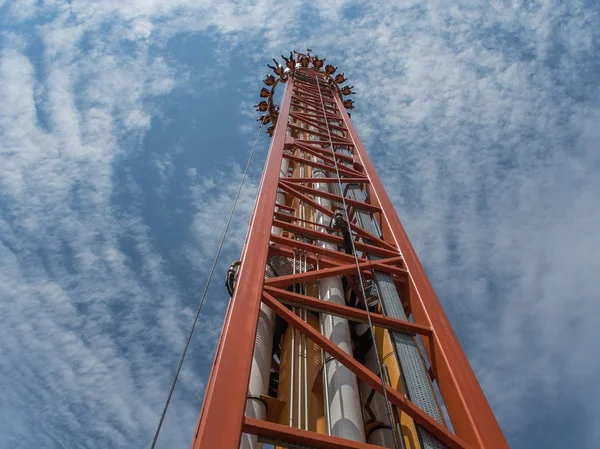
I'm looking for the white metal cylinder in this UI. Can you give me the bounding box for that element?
[313,169,365,443]
[240,301,274,449]
[271,157,290,237]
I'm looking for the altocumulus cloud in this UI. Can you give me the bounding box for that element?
[0,1,599,449]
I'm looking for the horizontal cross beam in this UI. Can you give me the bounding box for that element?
[272,212,398,252]
[272,218,398,259]
[243,417,384,449]
[264,256,404,287]
[269,233,367,265]
[268,244,348,270]
[281,180,381,214]
[283,153,360,179]
[288,123,336,143]
[293,144,362,177]
[294,140,355,164]
[279,176,368,184]
[264,286,430,337]
[290,112,348,136]
[261,292,470,449]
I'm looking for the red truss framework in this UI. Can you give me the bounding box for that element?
[191,60,509,449]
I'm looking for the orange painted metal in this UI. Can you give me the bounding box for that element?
[290,112,349,133]
[330,92,510,449]
[281,176,368,183]
[277,181,383,244]
[191,61,508,449]
[269,243,355,270]
[263,287,431,337]
[243,417,383,449]
[261,292,471,449]
[288,143,359,175]
[280,180,382,214]
[189,77,295,449]
[272,210,397,251]
[264,256,404,288]
[269,233,367,265]
[283,153,361,179]
[271,218,397,259]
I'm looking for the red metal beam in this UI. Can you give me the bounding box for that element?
[292,144,361,177]
[288,113,354,144]
[269,233,367,265]
[190,76,295,449]
[243,417,383,449]
[284,153,360,179]
[272,218,398,259]
[288,122,339,143]
[293,84,334,103]
[291,110,346,127]
[292,88,326,104]
[293,108,341,121]
[290,117,334,139]
[331,92,509,449]
[277,180,335,217]
[281,180,382,214]
[261,292,470,449]
[278,184,385,252]
[293,138,353,149]
[290,102,320,115]
[290,112,348,136]
[274,203,295,213]
[268,244,349,270]
[279,176,368,184]
[293,80,327,96]
[293,140,355,164]
[272,211,398,252]
[264,287,429,337]
[264,256,404,287]
[273,210,331,228]
[291,93,326,112]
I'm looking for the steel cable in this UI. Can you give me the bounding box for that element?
[149,109,269,449]
[315,74,402,449]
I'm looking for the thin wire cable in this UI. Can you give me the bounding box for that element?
[315,75,401,449]
[150,116,268,449]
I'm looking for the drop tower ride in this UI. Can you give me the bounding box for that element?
[190,52,508,449]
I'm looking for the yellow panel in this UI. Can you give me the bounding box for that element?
[376,327,423,449]
[275,304,325,449]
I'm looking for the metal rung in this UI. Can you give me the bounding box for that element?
[257,437,316,449]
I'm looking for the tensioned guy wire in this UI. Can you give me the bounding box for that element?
[149,111,268,449]
[315,75,402,449]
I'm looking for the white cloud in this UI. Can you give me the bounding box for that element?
[294,2,600,445]
[0,1,598,448]
[187,162,261,265]
[0,8,195,449]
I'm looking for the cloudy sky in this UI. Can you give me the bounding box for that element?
[1,1,599,448]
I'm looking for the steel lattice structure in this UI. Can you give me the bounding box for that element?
[191,52,509,449]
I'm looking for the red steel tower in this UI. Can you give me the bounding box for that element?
[191,52,509,449]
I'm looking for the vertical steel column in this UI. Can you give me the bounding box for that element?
[191,78,295,449]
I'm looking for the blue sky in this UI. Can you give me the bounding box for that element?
[0,1,599,448]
